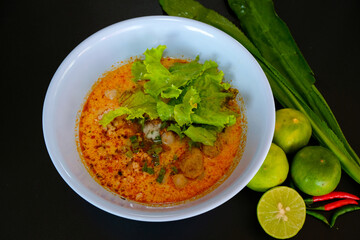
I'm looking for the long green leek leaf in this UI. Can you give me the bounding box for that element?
[228,0,359,165]
[159,0,360,183]
[158,0,261,59]
[262,61,360,182]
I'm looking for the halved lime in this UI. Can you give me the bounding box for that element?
[257,186,306,239]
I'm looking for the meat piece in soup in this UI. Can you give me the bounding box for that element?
[179,148,204,179]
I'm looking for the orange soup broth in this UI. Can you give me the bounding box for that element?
[77,57,247,205]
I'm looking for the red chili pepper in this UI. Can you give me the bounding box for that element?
[307,199,358,211]
[304,191,360,204]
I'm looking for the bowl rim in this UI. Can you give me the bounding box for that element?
[42,15,275,222]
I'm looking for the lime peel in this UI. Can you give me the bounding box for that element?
[291,146,341,196]
[247,143,289,192]
[273,108,312,154]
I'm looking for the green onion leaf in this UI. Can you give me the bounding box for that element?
[129,135,138,143]
[156,167,166,183]
[152,156,160,166]
[171,166,178,175]
[142,162,154,175]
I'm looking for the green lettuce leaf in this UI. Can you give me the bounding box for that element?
[190,68,236,127]
[183,125,217,146]
[100,45,238,146]
[99,91,158,127]
[174,87,201,126]
[141,45,179,98]
[157,101,175,121]
[141,46,220,99]
[167,123,184,138]
[160,85,182,99]
[131,61,147,81]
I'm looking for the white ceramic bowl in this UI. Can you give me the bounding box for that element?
[43,16,275,222]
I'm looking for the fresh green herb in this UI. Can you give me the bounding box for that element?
[99,91,159,127]
[131,145,139,153]
[156,167,166,183]
[148,144,163,157]
[154,135,162,143]
[171,166,178,175]
[184,126,217,147]
[173,154,178,161]
[228,0,346,147]
[133,149,139,154]
[152,156,160,166]
[125,150,133,158]
[99,45,237,146]
[138,118,145,129]
[129,135,138,143]
[160,121,169,129]
[141,45,198,99]
[129,135,142,153]
[159,0,260,57]
[229,0,360,165]
[188,139,201,150]
[142,162,154,175]
[147,144,162,166]
[229,0,360,181]
[157,101,175,122]
[167,124,184,139]
[154,145,162,155]
[159,0,360,184]
[131,60,147,81]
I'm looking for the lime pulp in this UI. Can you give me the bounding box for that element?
[257,186,306,239]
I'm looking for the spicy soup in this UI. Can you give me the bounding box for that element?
[77,55,246,204]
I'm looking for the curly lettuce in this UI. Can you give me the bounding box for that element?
[100,45,238,145]
[99,91,158,126]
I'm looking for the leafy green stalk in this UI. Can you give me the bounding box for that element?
[158,0,262,59]
[228,0,359,165]
[262,60,360,183]
[156,167,166,183]
[142,162,154,174]
[159,0,360,183]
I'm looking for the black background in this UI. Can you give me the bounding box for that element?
[3,0,360,239]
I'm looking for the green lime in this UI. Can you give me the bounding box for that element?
[273,108,312,154]
[247,143,289,192]
[291,146,341,196]
[257,186,306,239]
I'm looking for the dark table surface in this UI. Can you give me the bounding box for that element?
[3,0,360,239]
